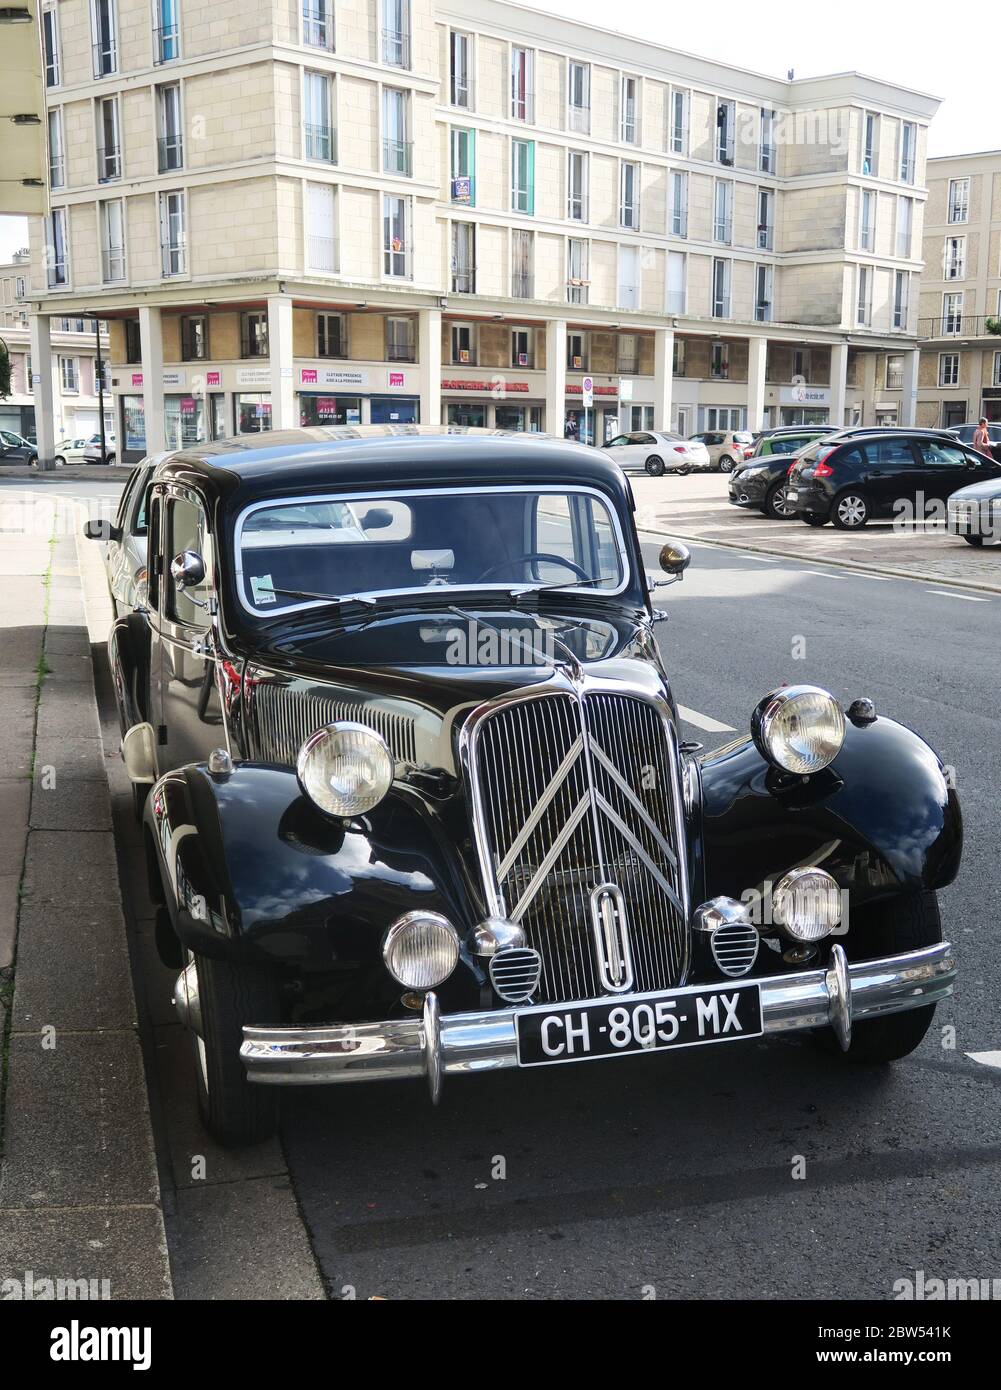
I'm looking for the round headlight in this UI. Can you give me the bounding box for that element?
[296,721,394,817]
[773,868,842,941]
[752,685,846,775]
[382,911,460,990]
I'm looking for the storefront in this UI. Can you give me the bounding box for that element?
[778,385,831,426]
[297,366,418,426]
[370,395,419,424]
[236,392,272,433]
[299,394,362,426]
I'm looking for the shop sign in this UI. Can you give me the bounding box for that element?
[441,379,530,393]
[237,366,271,387]
[388,371,407,389]
[131,373,143,387]
[301,367,369,389]
[779,385,831,405]
[566,383,617,397]
[206,371,222,387]
[162,370,186,388]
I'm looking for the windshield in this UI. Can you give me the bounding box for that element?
[235,487,629,616]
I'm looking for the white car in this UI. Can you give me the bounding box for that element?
[83,432,118,465]
[601,431,711,476]
[53,436,91,466]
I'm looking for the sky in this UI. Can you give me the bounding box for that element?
[2,0,995,264]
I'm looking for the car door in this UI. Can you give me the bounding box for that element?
[914,439,986,512]
[107,467,142,612]
[857,436,923,518]
[602,434,635,465]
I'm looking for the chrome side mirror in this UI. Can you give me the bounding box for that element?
[656,539,691,586]
[170,549,205,589]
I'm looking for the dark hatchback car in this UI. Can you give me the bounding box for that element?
[728,428,837,518]
[787,430,1001,529]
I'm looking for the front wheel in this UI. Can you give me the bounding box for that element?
[832,490,870,530]
[962,534,985,547]
[817,891,942,1064]
[645,456,665,476]
[54,454,66,467]
[189,951,281,1146]
[765,481,796,519]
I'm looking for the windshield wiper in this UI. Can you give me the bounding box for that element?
[259,584,377,608]
[511,575,616,604]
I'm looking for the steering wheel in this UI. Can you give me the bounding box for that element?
[476,552,591,583]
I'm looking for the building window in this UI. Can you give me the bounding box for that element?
[125,319,141,363]
[716,98,735,165]
[666,250,685,315]
[450,127,476,205]
[713,179,733,244]
[618,244,639,310]
[42,7,60,87]
[759,108,775,173]
[568,61,590,134]
[100,198,125,282]
[511,138,534,214]
[673,338,686,376]
[305,71,336,162]
[856,265,872,326]
[450,322,476,365]
[450,30,471,107]
[306,181,337,271]
[236,393,272,433]
[159,190,186,276]
[757,187,774,250]
[617,333,639,375]
[885,355,904,391]
[154,0,179,62]
[511,46,533,122]
[939,353,959,387]
[619,161,639,230]
[669,170,688,237]
[48,109,64,189]
[383,194,409,277]
[179,314,208,360]
[90,0,117,77]
[511,326,533,368]
[670,89,688,155]
[942,292,963,335]
[303,0,334,50]
[567,331,588,371]
[948,177,969,224]
[862,111,878,175]
[793,348,811,380]
[859,188,875,251]
[381,0,410,68]
[450,221,475,294]
[993,351,1001,388]
[317,311,346,357]
[710,343,729,380]
[897,196,913,259]
[240,311,268,358]
[899,121,916,184]
[60,357,78,392]
[620,75,638,144]
[385,315,414,361]
[512,228,533,299]
[46,208,68,288]
[567,238,588,305]
[568,150,588,221]
[157,83,183,172]
[755,263,772,322]
[382,87,410,175]
[97,96,121,182]
[944,236,966,280]
[711,257,731,318]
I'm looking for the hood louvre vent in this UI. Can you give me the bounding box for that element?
[248,681,417,767]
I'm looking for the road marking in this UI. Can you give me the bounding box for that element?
[925,589,990,603]
[677,704,736,733]
[967,1051,1001,1069]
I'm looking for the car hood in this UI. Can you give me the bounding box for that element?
[949,479,1001,502]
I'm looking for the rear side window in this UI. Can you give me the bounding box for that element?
[827,446,863,469]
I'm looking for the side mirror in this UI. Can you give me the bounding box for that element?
[658,539,691,583]
[170,549,205,589]
[83,519,120,542]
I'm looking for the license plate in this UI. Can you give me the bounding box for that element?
[516,982,762,1067]
[786,489,798,501]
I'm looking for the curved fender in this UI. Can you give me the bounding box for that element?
[695,715,962,908]
[143,763,481,984]
[108,613,150,734]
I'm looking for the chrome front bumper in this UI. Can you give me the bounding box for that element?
[239,942,956,1098]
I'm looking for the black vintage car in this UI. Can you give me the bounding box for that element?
[94,426,961,1145]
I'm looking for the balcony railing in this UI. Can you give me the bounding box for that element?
[757,224,774,250]
[383,137,412,175]
[382,27,410,68]
[886,370,904,391]
[450,76,471,108]
[712,297,731,319]
[46,258,68,289]
[713,218,732,244]
[157,134,183,173]
[305,124,337,162]
[617,355,639,375]
[947,204,969,224]
[49,155,65,189]
[918,313,1001,339]
[102,246,126,282]
[566,279,589,305]
[92,39,117,77]
[306,234,338,272]
[511,271,533,299]
[451,267,475,294]
[161,242,186,277]
[569,104,590,134]
[900,157,915,184]
[568,195,588,222]
[759,144,775,173]
[154,23,179,63]
[387,337,415,361]
[617,284,639,310]
[666,290,685,315]
[620,204,639,230]
[97,144,121,182]
[755,301,773,322]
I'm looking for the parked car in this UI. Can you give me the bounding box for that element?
[54,435,92,466]
[0,430,38,466]
[946,477,1001,546]
[83,453,171,617]
[83,431,117,465]
[787,430,1001,529]
[751,424,839,443]
[688,429,755,473]
[945,422,1001,464]
[90,425,960,1145]
[602,430,710,476]
[728,429,835,517]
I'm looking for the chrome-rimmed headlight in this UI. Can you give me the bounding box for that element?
[382,911,460,990]
[296,721,394,818]
[752,684,846,775]
[772,867,842,941]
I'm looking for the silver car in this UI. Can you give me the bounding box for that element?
[84,453,169,615]
[602,430,711,476]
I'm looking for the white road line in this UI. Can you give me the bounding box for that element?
[677,704,737,733]
[966,1050,1001,1069]
[925,589,990,603]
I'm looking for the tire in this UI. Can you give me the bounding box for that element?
[718,455,735,474]
[29,454,38,467]
[831,490,870,530]
[190,951,281,1146]
[54,455,66,467]
[765,480,796,519]
[106,453,116,466]
[802,514,827,527]
[816,891,942,1064]
[645,456,665,477]
[962,534,985,547]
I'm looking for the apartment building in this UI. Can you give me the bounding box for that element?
[24,0,939,463]
[915,149,1001,429]
[0,251,111,441]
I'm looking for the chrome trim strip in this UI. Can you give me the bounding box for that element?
[241,945,957,1086]
[593,790,684,914]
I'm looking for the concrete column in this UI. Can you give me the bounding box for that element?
[746,335,768,433]
[653,327,675,430]
[900,348,919,426]
[830,340,849,429]
[546,318,567,436]
[29,314,56,470]
[138,306,165,453]
[419,308,441,425]
[267,294,296,430]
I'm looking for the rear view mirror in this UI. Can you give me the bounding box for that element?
[170,550,206,589]
[658,540,691,584]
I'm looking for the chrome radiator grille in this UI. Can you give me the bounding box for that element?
[247,680,417,767]
[469,690,688,1004]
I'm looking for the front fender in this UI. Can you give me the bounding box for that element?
[109,612,150,734]
[694,715,962,909]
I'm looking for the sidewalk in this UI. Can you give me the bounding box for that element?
[0,490,172,1299]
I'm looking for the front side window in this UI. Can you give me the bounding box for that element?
[159,190,186,276]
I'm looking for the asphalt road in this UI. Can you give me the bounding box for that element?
[66,472,1001,1300]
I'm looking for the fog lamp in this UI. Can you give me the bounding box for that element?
[382,911,460,990]
[773,868,842,942]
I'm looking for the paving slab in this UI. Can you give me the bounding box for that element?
[21,829,120,906]
[29,777,113,830]
[0,779,30,875]
[31,735,109,784]
[0,629,44,672]
[0,1206,172,1300]
[11,905,135,1033]
[34,682,103,741]
[0,872,18,970]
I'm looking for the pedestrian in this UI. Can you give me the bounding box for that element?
[973,417,992,455]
